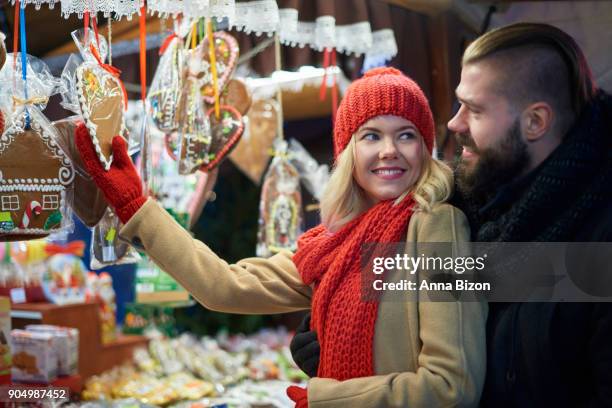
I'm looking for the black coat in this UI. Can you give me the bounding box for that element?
[472,91,612,407]
[481,208,612,407]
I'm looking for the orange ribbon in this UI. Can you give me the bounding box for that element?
[45,241,86,257]
[90,43,128,109]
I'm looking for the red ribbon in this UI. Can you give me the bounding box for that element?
[84,11,89,44]
[330,49,338,123]
[139,6,147,102]
[45,241,86,257]
[319,48,339,124]
[90,43,128,109]
[159,32,177,55]
[13,0,19,71]
[92,14,101,53]
[319,48,330,101]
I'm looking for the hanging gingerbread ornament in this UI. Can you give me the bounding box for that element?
[202,105,244,171]
[53,118,108,227]
[74,26,128,171]
[0,112,75,241]
[256,140,303,257]
[148,31,184,133]
[210,78,252,116]
[176,48,213,175]
[148,19,192,137]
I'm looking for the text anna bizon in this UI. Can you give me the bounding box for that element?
[372,279,491,292]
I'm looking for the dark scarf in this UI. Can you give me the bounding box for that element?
[459,90,612,243]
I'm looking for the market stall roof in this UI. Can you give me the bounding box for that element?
[0,0,467,58]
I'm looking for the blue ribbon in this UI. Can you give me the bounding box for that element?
[19,4,29,128]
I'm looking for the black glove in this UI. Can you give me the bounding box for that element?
[290,313,320,378]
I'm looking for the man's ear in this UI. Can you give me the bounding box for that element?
[521,102,554,142]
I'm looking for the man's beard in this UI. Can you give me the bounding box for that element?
[455,120,529,204]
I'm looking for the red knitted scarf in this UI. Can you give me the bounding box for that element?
[293,196,416,380]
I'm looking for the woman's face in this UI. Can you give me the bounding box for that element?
[353,115,424,205]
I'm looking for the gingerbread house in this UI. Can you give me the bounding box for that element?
[0,113,74,240]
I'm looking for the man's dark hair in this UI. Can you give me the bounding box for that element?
[463,23,596,135]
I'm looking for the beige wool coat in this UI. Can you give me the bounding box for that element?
[120,199,487,408]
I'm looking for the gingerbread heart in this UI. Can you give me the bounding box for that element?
[201,105,244,171]
[54,119,108,227]
[209,78,252,116]
[76,65,127,171]
[229,99,278,184]
[199,31,239,105]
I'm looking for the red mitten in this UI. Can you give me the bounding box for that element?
[75,123,146,224]
[287,385,308,408]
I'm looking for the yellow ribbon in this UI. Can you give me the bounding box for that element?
[191,22,197,50]
[206,19,220,120]
[267,148,290,160]
[12,95,47,106]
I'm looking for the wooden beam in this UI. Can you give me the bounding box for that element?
[380,0,452,16]
[44,17,162,57]
[426,12,455,155]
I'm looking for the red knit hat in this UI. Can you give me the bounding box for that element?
[333,67,435,158]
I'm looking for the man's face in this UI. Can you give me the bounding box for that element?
[448,62,529,198]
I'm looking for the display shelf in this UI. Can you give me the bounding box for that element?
[11,302,149,379]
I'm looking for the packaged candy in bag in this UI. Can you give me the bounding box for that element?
[90,207,140,270]
[288,138,330,201]
[72,28,128,171]
[148,25,185,133]
[0,54,75,242]
[256,140,303,257]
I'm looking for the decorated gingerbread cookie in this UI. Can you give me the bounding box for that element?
[201,105,244,171]
[76,65,127,171]
[212,78,252,115]
[0,114,75,241]
[54,119,108,227]
[257,155,302,256]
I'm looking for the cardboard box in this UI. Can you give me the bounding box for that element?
[25,325,78,376]
[10,330,57,383]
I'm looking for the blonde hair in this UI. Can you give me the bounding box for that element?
[320,136,453,231]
